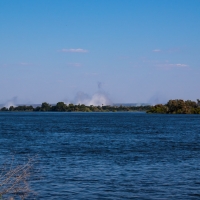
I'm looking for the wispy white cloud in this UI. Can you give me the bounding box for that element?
[153,49,161,52]
[1,62,33,67]
[67,63,82,67]
[60,48,88,53]
[153,47,183,54]
[169,63,188,67]
[19,62,33,66]
[156,62,189,69]
[84,72,98,76]
[141,58,189,69]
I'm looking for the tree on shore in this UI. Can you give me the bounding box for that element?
[40,102,51,111]
[147,99,200,114]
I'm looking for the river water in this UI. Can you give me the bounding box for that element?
[0,112,200,199]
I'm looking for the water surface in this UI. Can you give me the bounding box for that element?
[0,113,200,199]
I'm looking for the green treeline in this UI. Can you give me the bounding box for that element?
[147,99,200,114]
[0,102,151,112]
[1,99,200,113]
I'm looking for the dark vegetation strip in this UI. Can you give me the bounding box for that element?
[147,99,200,114]
[0,102,151,112]
[1,99,200,113]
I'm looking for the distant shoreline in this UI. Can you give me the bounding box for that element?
[0,102,151,112]
[1,99,200,114]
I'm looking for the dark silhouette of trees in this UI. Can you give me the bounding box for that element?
[147,99,200,114]
[40,102,51,111]
[0,107,8,111]
[53,102,67,111]
[2,99,199,113]
[0,102,151,112]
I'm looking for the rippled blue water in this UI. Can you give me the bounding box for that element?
[0,112,200,199]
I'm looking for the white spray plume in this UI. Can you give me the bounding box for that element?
[148,92,167,105]
[4,97,18,108]
[72,91,112,106]
[2,97,32,108]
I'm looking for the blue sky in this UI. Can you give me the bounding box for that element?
[0,0,200,105]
